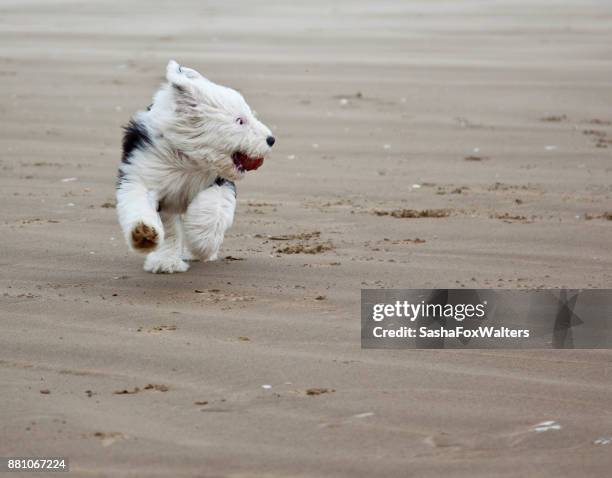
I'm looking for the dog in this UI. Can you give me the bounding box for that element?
[116,60,275,273]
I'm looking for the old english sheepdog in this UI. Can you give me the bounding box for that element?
[116,60,275,273]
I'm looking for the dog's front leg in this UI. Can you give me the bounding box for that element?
[183,180,236,262]
[116,180,164,252]
[143,212,190,273]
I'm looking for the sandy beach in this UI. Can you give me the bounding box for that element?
[1,0,612,476]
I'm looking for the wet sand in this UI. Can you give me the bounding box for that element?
[1,1,612,476]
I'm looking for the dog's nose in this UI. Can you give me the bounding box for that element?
[266,136,276,147]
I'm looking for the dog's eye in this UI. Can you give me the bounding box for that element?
[236,117,246,125]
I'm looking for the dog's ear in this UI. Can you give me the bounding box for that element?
[166,60,205,86]
[166,60,201,108]
[166,60,214,107]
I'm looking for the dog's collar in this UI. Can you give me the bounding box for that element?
[215,177,237,197]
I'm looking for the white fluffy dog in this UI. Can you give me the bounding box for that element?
[116,60,275,273]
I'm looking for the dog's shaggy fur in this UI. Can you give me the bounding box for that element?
[116,60,274,273]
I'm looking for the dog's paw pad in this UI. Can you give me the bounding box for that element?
[131,222,159,251]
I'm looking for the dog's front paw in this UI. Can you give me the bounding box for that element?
[131,222,160,251]
[144,253,189,274]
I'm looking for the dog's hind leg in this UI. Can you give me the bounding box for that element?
[180,241,200,262]
[116,180,164,252]
[183,180,236,262]
[143,211,190,273]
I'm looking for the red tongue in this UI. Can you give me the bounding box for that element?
[241,155,264,171]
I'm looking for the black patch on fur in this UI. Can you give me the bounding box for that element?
[117,119,152,188]
[122,119,152,165]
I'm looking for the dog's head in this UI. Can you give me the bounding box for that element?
[148,60,275,181]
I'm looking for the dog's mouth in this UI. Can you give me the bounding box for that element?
[232,152,264,172]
